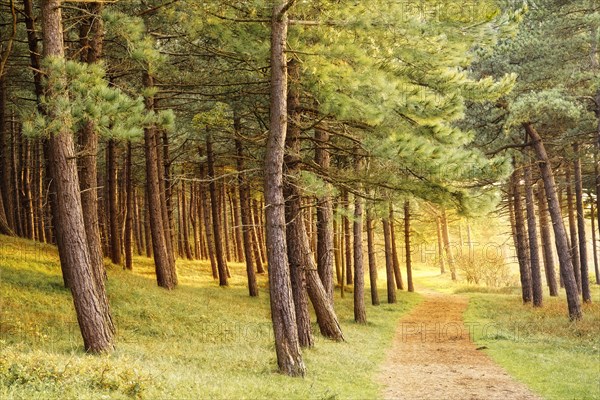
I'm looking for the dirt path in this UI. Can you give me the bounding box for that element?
[379,291,541,400]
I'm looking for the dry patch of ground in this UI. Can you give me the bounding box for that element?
[379,291,541,400]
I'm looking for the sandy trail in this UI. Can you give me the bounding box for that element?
[379,291,541,400]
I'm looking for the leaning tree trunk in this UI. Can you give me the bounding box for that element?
[366,206,379,306]
[524,164,543,307]
[511,168,532,303]
[573,144,591,303]
[404,200,414,292]
[314,128,335,302]
[537,181,558,296]
[524,123,581,320]
[284,59,313,348]
[265,1,305,376]
[143,73,177,289]
[41,0,114,352]
[382,218,396,304]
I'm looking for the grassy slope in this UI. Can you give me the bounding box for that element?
[415,267,600,400]
[0,235,420,400]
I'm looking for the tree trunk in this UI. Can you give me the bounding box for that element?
[565,168,582,293]
[524,123,581,320]
[511,168,532,303]
[342,190,353,285]
[249,199,265,274]
[198,147,218,279]
[124,142,133,270]
[404,200,414,292]
[389,204,404,290]
[107,139,122,265]
[253,199,267,268]
[41,0,114,352]
[284,58,314,347]
[333,202,343,285]
[382,218,396,303]
[537,181,558,296]
[353,166,366,323]
[524,164,543,307]
[436,215,445,274]
[265,2,305,376]
[143,195,152,258]
[206,134,228,286]
[235,135,258,297]
[314,128,335,302]
[440,208,457,281]
[573,144,591,303]
[366,206,379,305]
[231,187,245,263]
[143,72,177,289]
[181,180,193,260]
[590,201,599,285]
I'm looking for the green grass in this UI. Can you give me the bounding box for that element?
[463,288,600,400]
[0,235,421,399]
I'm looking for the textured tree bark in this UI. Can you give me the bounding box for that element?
[333,203,343,284]
[143,73,177,289]
[107,139,122,265]
[366,206,379,305]
[404,200,414,292]
[440,208,457,281]
[0,75,14,235]
[436,215,445,274]
[314,128,335,302]
[198,147,218,279]
[524,123,581,320]
[133,187,144,256]
[565,168,582,293]
[382,218,396,304]
[389,203,404,290]
[235,135,258,297]
[573,144,591,303]
[143,195,152,258]
[181,180,193,260]
[265,1,305,376]
[537,181,558,296]
[524,164,543,307]
[590,201,599,285]
[249,201,264,274]
[252,199,267,268]
[124,142,133,270]
[284,58,313,347]
[206,134,228,286]
[353,165,366,324]
[231,187,245,263]
[511,169,532,303]
[41,0,114,352]
[342,190,353,285]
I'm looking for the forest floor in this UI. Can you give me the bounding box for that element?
[379,288,541,400]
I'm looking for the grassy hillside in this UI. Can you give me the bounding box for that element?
[0,235,421,399]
